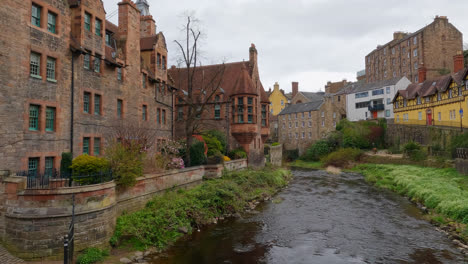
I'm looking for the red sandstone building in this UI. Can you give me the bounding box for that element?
[0,0,173,174]
[168,44,270,166]
[365,16,463,84]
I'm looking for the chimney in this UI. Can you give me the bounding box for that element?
[118,0,141,70]
[292,82,299,98]
[274,82,279,91]
[454,51,464,73]
[418,64,427,83]
[393,31,407,40]
[249,43,257,67]
[268,88,271,93]
[140,16,156,38]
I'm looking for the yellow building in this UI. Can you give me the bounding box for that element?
[393,69,468,128]
[268,82,289,116]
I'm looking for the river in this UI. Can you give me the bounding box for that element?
[151,169,467,263]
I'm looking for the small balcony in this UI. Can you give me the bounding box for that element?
[368,104,385,112]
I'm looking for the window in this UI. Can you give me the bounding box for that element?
[106,32,111,46]
[32,4,41,27]
[355,92,369,98]
[302,132,305,139]
[392,47,395,55]
[384,59,387,66]
[438,93,441,101]
[84,12,91,31]
[46,57,56,81]
[157,108,161,124]
[142,74,146,88]
[355,102,370,109]
[372,89,384,96]
[94,138,101,156]
[117,68,122,81]
[425,97,430,103]
[30,52,41,78]
[84,53,90,69]
[162,109,166,124]
[47,12,57,33]
[29,105,40,131]
[142,105,147,121]
[322,120,324,127]
[413,49,418,57]
[333,121,336,127]
[418,111,422,120]
[95,19,102,36]
[117,99,123,118]
[302,121,305,127]
[94,94,101,115]
[309,121,312,127]
[215,105,221,119]
[338,96,341,102]
[295,122,298,128]
[45,157,54,177]
[296,133,299,139]
[237,97,244,123]
[385,110,391,117]
[83,137,90,155]
[333,112,336,119]
[162,56,166,70]
[459,87,463,96]
[449,89,453,99]
[281,100,284,106]
[157,53,161,68]
[28,157,40,176]
[397,115,400,122]
[45,107,55,131]
[309,132,312,138]
[83,92,90,113]
[94,55,101,73]
[417,97,421,105]
[387,98,391,105]
[413,36,418,45]
[289,122,291,128]
[321,112,324,118]
[414,62,418,70]
[178,107,183,121]
[438,112,441,121]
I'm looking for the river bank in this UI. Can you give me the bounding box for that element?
[95,167,292,264]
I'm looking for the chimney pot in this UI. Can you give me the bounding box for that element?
[292,82,299,98]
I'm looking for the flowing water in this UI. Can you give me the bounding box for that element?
[152,169,467,263]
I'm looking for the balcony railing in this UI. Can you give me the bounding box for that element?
[368,104,385,111]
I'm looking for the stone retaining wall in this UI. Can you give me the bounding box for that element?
[386,123,466,148]
[0,161,247,260]
[270,145,282,167]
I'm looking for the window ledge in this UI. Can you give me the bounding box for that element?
[47,78,57,83]
[30,75,42,80]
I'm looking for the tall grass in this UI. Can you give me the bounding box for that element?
[110,168,291,250]
[355,164,468,224]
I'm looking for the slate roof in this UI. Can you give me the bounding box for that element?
[301,92,325,102]
[278,100,323,115]
[348,77,401,94]
[106,20,118,33]
[140,36,158,51]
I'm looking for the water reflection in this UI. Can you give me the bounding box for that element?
[153,170,467,264]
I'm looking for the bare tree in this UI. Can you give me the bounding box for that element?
[107,120,158,152]
[173,16,225,166]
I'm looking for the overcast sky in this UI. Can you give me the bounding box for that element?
[102,0,468,93]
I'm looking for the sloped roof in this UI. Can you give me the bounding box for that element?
[140,35,158,51]
[168,61,266,98]
[106,20,118,33]
[301,92,325,102]
[349,77,401,94]
[278,101,323,115]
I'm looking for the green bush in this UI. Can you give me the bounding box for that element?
[202,130,227,154]
[207,152,224,165]
[190,140,207,166]
[271,142,280,147]
[403,141,427,161]
[321,148,363,167]
[228,148,247,160]
[70,155,109,175]
[60,152,73,175]
[449,133,468,158]
[76,248,109,264]
[106,142,144,187]
[302,140,331,161]
[202,134,223,157]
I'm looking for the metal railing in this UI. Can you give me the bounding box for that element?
[456,148,468,159]
[16,169,113,189]
[64,194,75,264]
[368,104,385,111]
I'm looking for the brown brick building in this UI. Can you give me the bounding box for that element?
[168,44,270,166]
[365,16,463,84]
[0,0,173,174]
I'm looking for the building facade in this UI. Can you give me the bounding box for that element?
[346,77,411,121]
[268,82,289,116]
[168,44,270,166]
[393,55,468,128]
[0,0,173,174]
[365,16,463,84]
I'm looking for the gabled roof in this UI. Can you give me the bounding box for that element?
[140,35,158,51]
[300,92,325,102]
[393,73,460,102]
[349,77,401,94]
[278,101,323,115]
[168,61,266,98]
[106,20,118,34]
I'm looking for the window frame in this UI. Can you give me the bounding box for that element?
[95,18,102,36]
[29,104,40,131]
[94,94,101,115]
[30,52,41,79]
[44,157,54,177]
[84,12,91,31]
[45,107,55,132]
[117,99,123,118]
[94,137,101,156]
[83,92,91,113]
[47,11,57,34]
[31,4,41,27]
[83,137,90,155]
[46,57,56,81]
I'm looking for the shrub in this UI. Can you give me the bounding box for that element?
[283,149,299,162]
[403,141,426,161]
[76,248,109,264]
[228,148,247,160]
[449,133,468,158]
[302,140,331,161]
[321,148,363,167]
[202,135,223,157]
[70,155,109,175]
[60,152,73,175]
[271,142,280,147]
[167,157,185,170]
[207,152,224,165]
[106,142,144,187]
[223,156,231,162]
[190,140,207,166]
[202,130,227,154]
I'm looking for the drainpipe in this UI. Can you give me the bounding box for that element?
[70,53,75,156]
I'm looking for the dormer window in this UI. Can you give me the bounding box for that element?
[449,89,453,99]
[438,93,441,101]
[417,97,421,105]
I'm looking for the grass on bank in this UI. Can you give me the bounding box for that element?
[110,167,291,250]
[289,160,323,169]
[354,164,468,241]
[76,248,109,264]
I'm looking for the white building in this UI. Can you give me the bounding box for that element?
[346,77,411,121]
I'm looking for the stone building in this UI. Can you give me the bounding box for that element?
[289,82,325,105]
[0,0,173,174]
[168,44,270,166]
[365,16,463,84]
